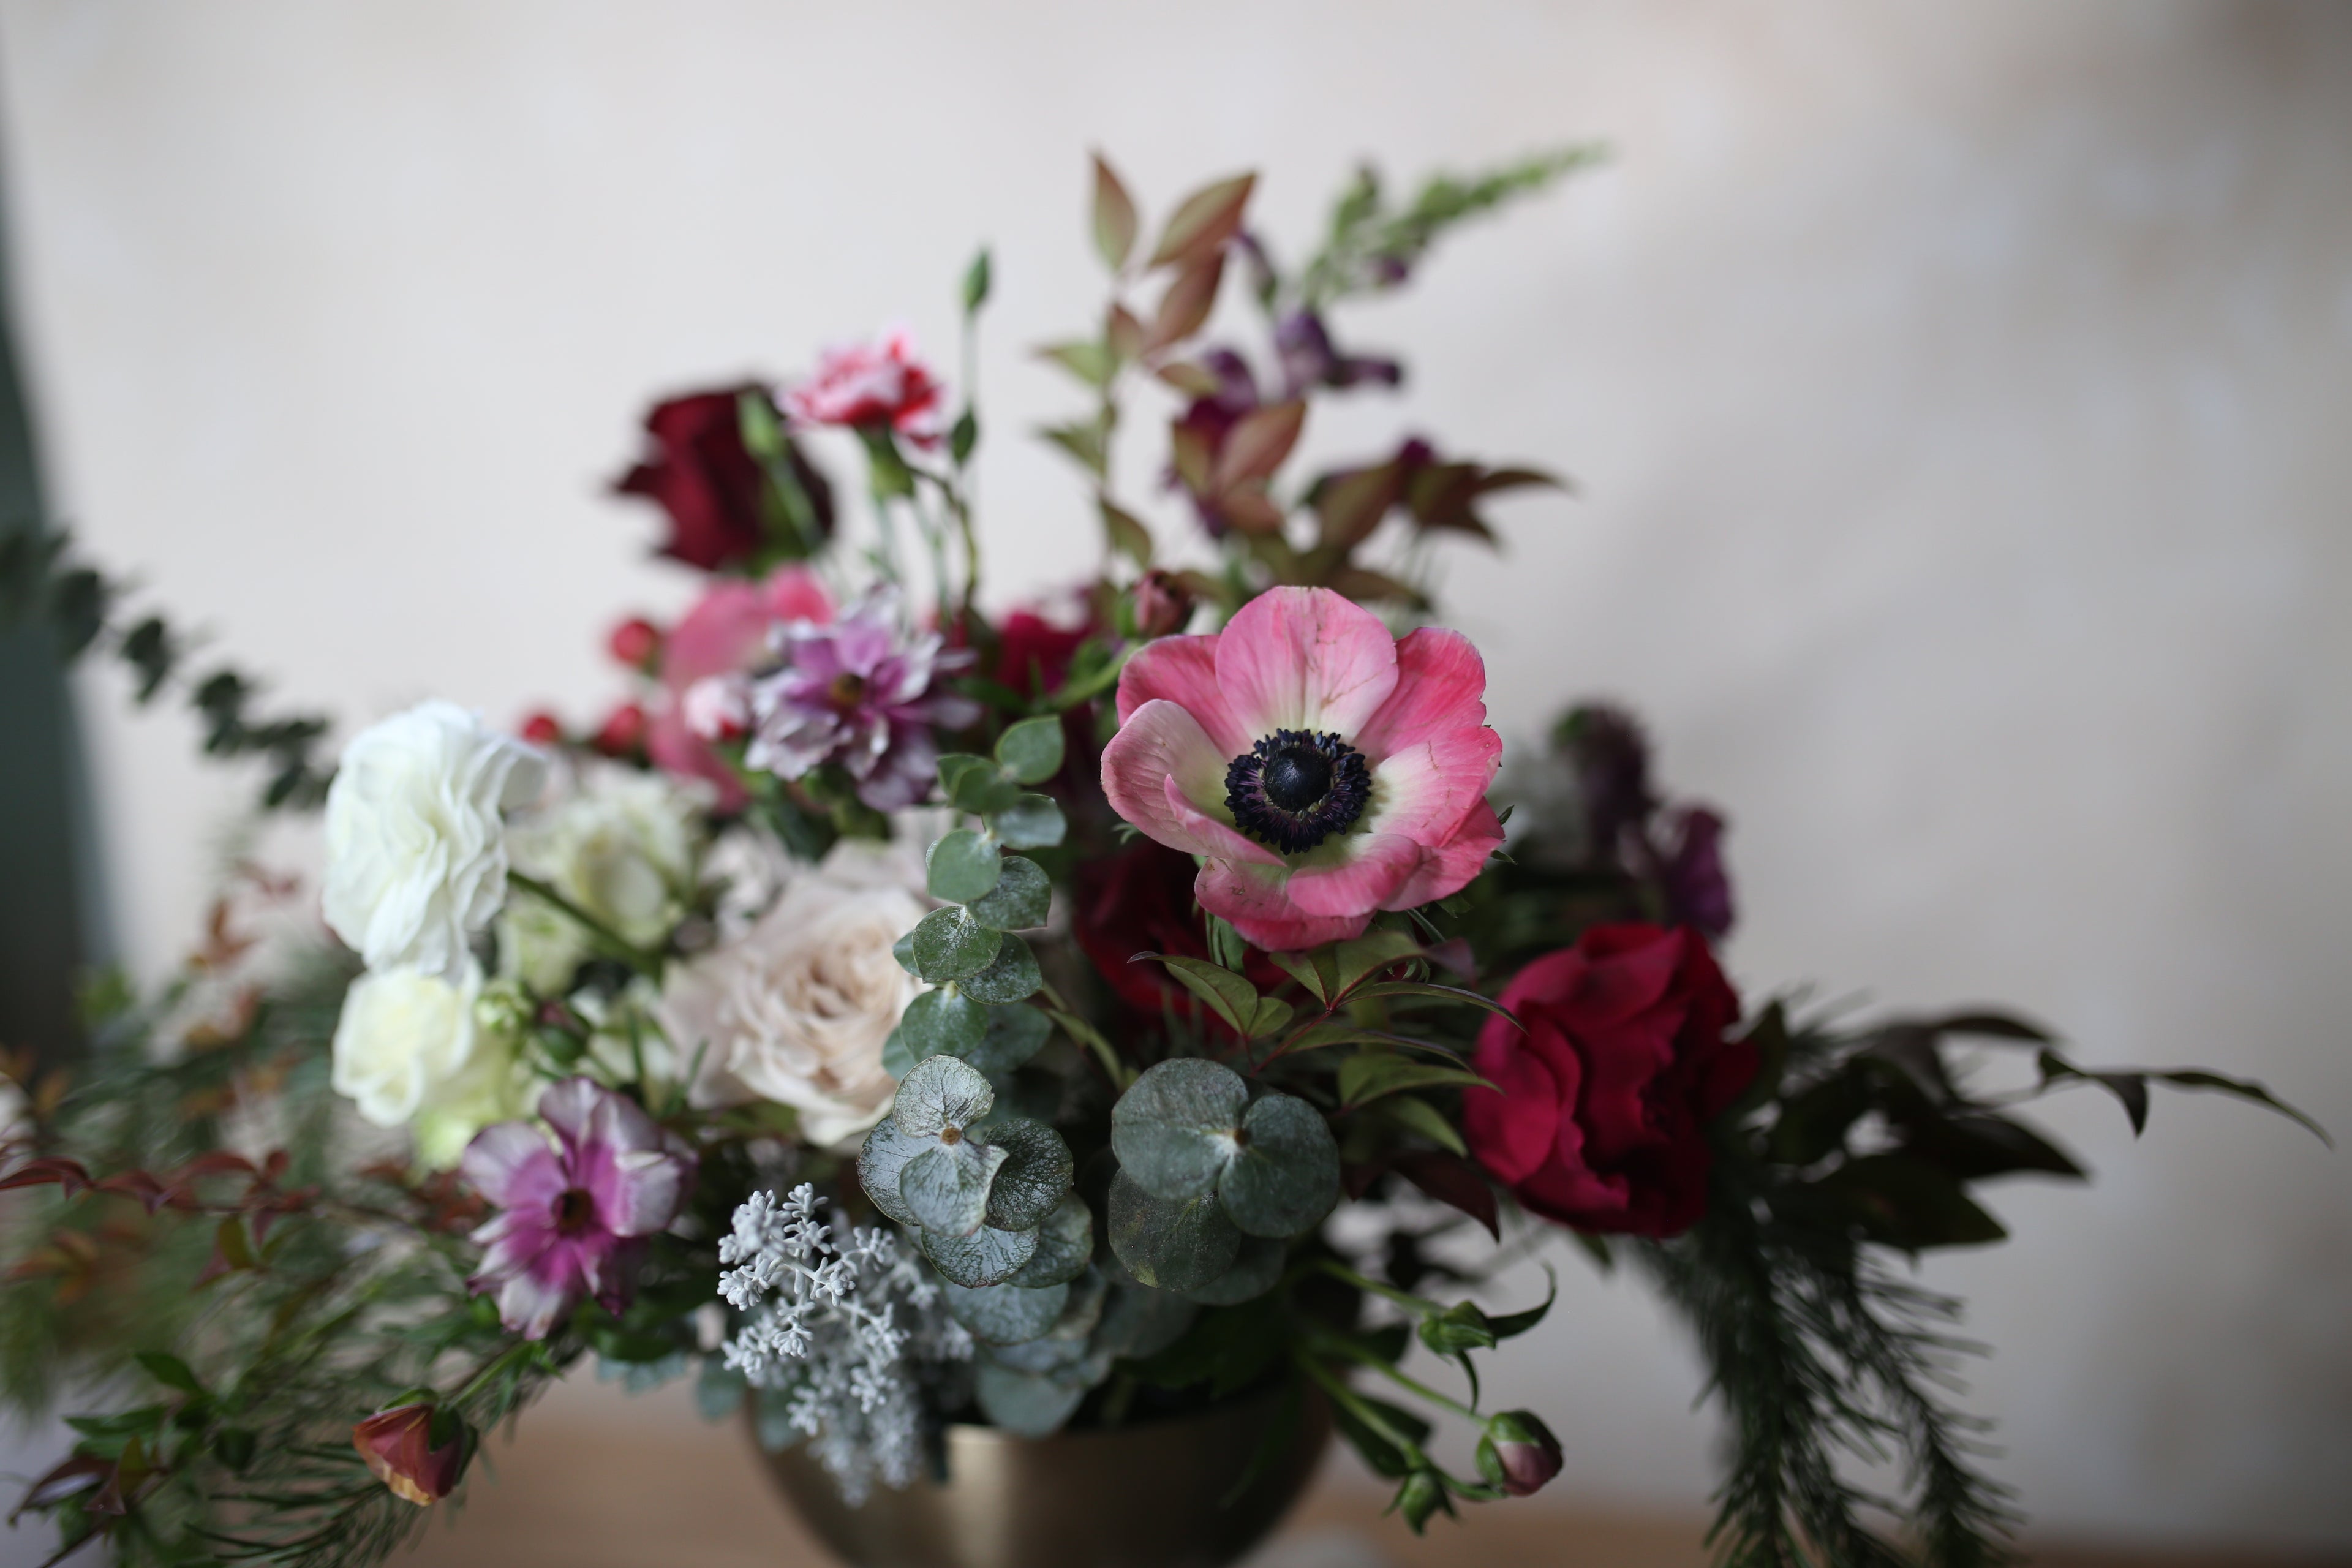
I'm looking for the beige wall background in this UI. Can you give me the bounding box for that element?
[1,0,2345,1553]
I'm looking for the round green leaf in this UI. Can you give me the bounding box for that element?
[989,794,1067,850]
[981,1118,1074,1232]
[1047,1265,1109,1343]
[1218,1093,1341,1238]
[1111,1058,1248,1201]
[943,1278,1070,1346]
[967,855,1050,931]
[974,1362,1086,1438]
[1093,1280,1197,1361]
[891,928,920,976]
[1182,1235,1287,1306]
[1107,1168,1241,1294]
[965,1005,1052,1076]
[900,1141,1007,1238]
[922,1223,1039,1288]
[881,1026,919,1079]
[857,1118,925,1227]
[899,987,988,1063]
[994,715,1067,785]
[957,930,1042,1005]
[910,906,1003,982]
[891,1054,994,1139]
[1007,1192,1094,1289]
[927,829,1005,904]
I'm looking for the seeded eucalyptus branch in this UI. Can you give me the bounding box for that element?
[0,525,337,810]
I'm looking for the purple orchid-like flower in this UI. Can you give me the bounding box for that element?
[743,588,981,810]
[461,1077,697,1340]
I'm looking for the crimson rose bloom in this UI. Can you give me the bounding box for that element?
[1072,839,1284,1018]
[1463,924,1753,1238]
[614,386,834,571]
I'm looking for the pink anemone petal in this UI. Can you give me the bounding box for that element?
[494,1265,579,1341]
[594,1147,693,1238]
[1281,833,1426,919]
[582,1082,667,1155]
[1115,635,1251,756]
[1163,775,1285,867]
[536,1077,607,1155]
[460,1123,563,1210]
[1215,587,1399,740]
[1385,798,1506,910]
[1194,860,1373,952]
[1362,728,1502,844]
[758,566,835,627]
[1101,701,1280,864]
[1352,628,1490,763]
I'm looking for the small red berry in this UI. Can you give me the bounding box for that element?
[518,711,564,747]
[592,702,648,758]
[607,617,664,669]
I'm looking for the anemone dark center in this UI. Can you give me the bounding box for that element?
[827,671,868,707]
[553,1188,595,1235]
[1224,729,1372,854]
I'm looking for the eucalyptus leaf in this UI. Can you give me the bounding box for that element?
[891,1054,995,1140]
[891,928,920,977]
[921,1223,1039,1289]
[1108,1169,1242,1293]
[1182,1235,1287,1306]
[1006,1192,1093,1288]
[900,1141,1008,1238]
[967,855,1050,931]
[965,1004,1052,1076]
[974,1362,1087,1437]
[910,906,1003,982]
[1219,1093,1340,1238]
[881,1027,918,1079]
[899,987,989,1063]
[994,715,1066,784]
[989,794,1067,850]
[943,1278,1070,1346]
[958,931,1043,1005]
[1111,1058,1250,1200]
[1095,1280,1197,1360]
[980,1117,1074,1232]
[856,1118,927,1227]
[947,761,1025,816]
[927,829,1005,904]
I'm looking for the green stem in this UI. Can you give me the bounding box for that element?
[1308,1327,1483,1423]
[507,873,663,978]
[1306,1257,1452,1320]
[1292,1349,1428,1466]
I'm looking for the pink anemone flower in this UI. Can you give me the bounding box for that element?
[645,567,835,810]
[1100,586,1504,951]
[461,1077,697,1340]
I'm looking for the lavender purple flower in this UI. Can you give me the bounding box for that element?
[744,589,981,811]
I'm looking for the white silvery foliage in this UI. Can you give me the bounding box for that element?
[718,1185,972,1504]
[323,701,546,982]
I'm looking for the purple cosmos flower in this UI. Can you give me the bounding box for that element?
[744,589,980,811]
[461,1077,696,1340]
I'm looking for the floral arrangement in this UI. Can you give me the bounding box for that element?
[0,150,2320,1568]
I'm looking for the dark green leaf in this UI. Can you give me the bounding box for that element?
[989,794,1066,850]
[957,930,1043,1005]
[950,409,979,467]
[910,906,1003,982]
[1219,1093,1340,1238]
[891,1053,995,1138]
[898,987,989,1063]
[1336,1054,1494,1107]
[993,716,1066,785]
[1143,954,1259,1035]
[967,854,1050,930]
[1111,1057,1248,1200]
[944,1278,1069,1346]
[1006,1192,1094,1289]
[1181,1235,1286,1306]
[901,1142,1008,1237]
[962,247,992,314]
[133,1352,202,1395]
[922,1223,1039,1289]
[1107,1168,1241,1293]
[1374,1093,1468,1158]
[967,1004,1052,1076]
[1352,979,1521,1026]
[981,1117,1074,1232]
[927,829,1004,904]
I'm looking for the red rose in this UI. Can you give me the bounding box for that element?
[993,609,1093,699]
[1463,923,1752,1238]
[613,387,834,572]
[1072,839,1284,1018]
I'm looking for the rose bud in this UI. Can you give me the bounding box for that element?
[592,701,649,759]
[353,1402,470,1506]
[1477,1410,1564,1498]
[518,711,564,747]
[1129,570,1196,639]
[607,616,665,671]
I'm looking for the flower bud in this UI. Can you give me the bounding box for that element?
[1477,1410,1563,1497]
[352,1402,469,1506]
[1129,570,1196,639]
[682,674,753,742]
[1416,1300,1498,1357]
[592,702,649,760]
[1392,1468,1450,1532]
[518,711,564,747]
[607,616,664,671]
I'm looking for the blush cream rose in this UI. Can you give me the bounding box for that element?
[323,701,546,981]
[660,843,927,1147]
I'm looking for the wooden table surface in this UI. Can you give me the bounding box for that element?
[402,1382,2346,1568]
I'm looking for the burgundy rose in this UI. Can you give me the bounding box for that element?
[1072,840,1284,1018]
[613,387,834,572]
[993,609,1094,699]
[1463,924,1752,1238]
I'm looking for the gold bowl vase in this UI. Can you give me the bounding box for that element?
[753,1390,1332,1568]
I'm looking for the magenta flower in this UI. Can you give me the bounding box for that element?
[1099,586,1504,952]
[786,326,946,446]
[646,566,835,810]
[745,589,981,811]
[461,1077,696,1340]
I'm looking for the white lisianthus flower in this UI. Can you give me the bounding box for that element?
[331,964,484,1128]
[500,770,704,991]
[323,701,546,981]
[662,840,926,1148]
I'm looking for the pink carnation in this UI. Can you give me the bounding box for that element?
[646,566,835,809]
[1099,586,1504,951]
[786,326,946,447]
